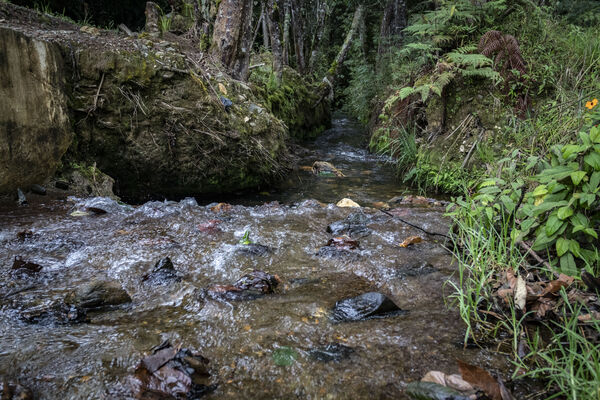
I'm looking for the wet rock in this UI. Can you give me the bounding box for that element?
[21,302,88,325]
[394,261,437,279]
[16,230,34,241]
[129,342,216,399]
[235,243,273,256]
[331,292,405,322]
[30,184,46,195]
[336,198,360,208]
[142,257,182,285]
[206,270,281,301]
[405,381,471,400]
[220,96,233,112]
[72,196,126,215]
[327,212,371,238]
[66,168,116,198]
[65,280,131,310]
[197,219,222,233]
[11,256,42,274]
[315,246,360,260]
[0,378,33,399]
[325,236,359,250]
[309,343,354,362]
[16,188,27,206]
[312,161,344,177]
[55,180,69,190]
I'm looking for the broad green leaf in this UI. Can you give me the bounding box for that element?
[533,229,556,251]
[479,179,497,188]
[500,195,515,212]
[570,171,587,185]
[560,253,577,275]
[556,237,569,257]
[533,200,569,216]
[557,206,573,220]
[590,125,600,143]
[556,238,569,257]
[561,144,586,160]
[545,214,565,237]
[535,164,579,183]
[590,172,600,190]
[584,152,600,170]
[532,185,548,197]
[579,131,591,146]
[569,240,581,257]
[584,228,598,239]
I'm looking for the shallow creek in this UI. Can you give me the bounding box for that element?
[0,117,512,399]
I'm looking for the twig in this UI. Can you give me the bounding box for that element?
[517,240,558,277]
[249,63,266,70]
[461,129,482,169]
[118,23,134,36]
[379,209,451,239]
[88,72,105,115]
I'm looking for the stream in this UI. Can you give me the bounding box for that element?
[0,117,513,399]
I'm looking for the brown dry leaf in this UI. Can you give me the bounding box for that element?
[80,375,92,383]
[531,297,555,319]
[210,203,232,213]
[115,229,130,235]
[506,270,517,290]
[372,201,390,209]
[299,166,313,172]
[218,83,227,95]
[458,360,502,400]
[496,288,513,304]
[515,276,527,312]
[422,370,474,393]
[398,236,423,248]
[578,311,600,322]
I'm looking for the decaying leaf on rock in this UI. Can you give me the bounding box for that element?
[398,236,423,248]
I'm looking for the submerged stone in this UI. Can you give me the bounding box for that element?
[16,189,27,206]
[327,213,371,238]
[309,343,354,363]
[235,243,273,256]
[394,261,437,279]
[21,302,88,325]
[65,280,131,310]
[142,257,182,285]
[206,270,281,301]
[331,292,405,322]
[0,378,33,400]
[30,184,46,195]
[405,381,471,400]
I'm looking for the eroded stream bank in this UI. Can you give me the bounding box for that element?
[0,118,513,399]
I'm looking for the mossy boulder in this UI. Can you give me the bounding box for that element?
[248,54,331,140]
[66,46,290,200]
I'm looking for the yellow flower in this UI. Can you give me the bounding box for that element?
[586,98,599,110]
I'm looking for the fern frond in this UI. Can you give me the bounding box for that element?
[460,67,502,83]
[446,52,493,68]
[398,86,416,100]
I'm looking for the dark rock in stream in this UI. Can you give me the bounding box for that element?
[309,343,354,363]
[11,256,42,274]
[142,257,182,285]
[126,342,216,399]
[65,280,131,310]
[21,302,88,325]
[235,243,273,256]
[394,261,438,279]
[331,292,406,322]
[30,184,46,195]
[55,180,69,190]
[0,378,33,400]
[327,212,371,238]
[206,270,281,301]
[72,197,128,215]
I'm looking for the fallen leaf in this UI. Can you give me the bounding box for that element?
[115,229,130,235]
[299,166,313,172]
[80,375,91,383]
[458,360,502,400]
[218,83,227,95]
[210,203,232,213]
[326,236,359,250]
[398,236,423,248]
[422,371,474,392]
[515,275,527,312]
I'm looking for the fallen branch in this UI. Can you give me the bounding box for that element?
[118,23,134,37]
[379,209,451,240]
[2,285,37,300]
[517,240,558,277]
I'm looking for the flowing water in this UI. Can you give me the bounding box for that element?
[0,117,513,399]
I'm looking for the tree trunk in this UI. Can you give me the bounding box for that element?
[308,0,327,73]
[326,3,364,86]
[290,0,306,74]
[262,6,269,49]
[377,0,406,57]
[211,0,254,81]
[265,0,283,81]
[282,0,291,65]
